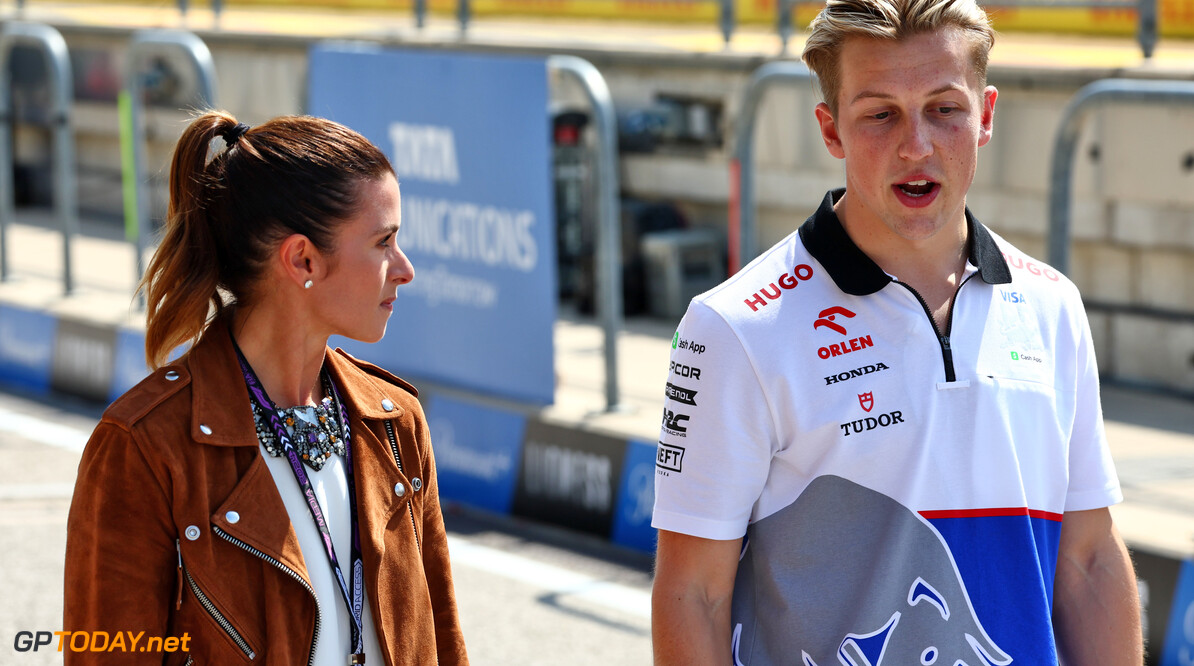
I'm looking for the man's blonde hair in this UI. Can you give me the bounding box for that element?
[802,0,995,115]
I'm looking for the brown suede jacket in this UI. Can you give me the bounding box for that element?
[64,323,468,665]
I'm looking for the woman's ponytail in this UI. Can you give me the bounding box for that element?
[138,110,239,369]
[137,110,394,369]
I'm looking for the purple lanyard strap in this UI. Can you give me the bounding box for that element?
[233,341,366,665]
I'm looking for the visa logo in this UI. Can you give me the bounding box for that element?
[1000,290,1027,304]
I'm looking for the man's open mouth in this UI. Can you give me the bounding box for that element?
[896,180,937,197]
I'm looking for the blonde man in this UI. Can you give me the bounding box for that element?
[651,0,1142,663]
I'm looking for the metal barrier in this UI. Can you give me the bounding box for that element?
[121,29,218,297]
[1047,78,1194,398]
[0,21,77,295]
[729,60,814,273]
[548,55,625,411]
[176,0,225,22]
[1047,77,1194,316]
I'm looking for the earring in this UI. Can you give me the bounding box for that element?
[303,280,313,289]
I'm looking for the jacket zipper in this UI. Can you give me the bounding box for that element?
[183,655,194,666]
[212,526,322,666]
[895,273,975,383]
[176,541,256,660]
[384,420,421,553]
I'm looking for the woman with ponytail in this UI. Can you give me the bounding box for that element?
[64,111,468,665]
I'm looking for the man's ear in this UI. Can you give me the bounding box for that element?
[978,85,998,148]
[815,102,846,159]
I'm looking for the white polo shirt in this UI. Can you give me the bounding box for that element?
[653,190,1121,665]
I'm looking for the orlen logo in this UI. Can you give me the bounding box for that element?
[1003,253,1060,282]
[813,306,875,360]
[813,306,856,335]
[744,264,815,312]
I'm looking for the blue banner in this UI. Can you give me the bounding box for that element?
[0,304,55,394]
[423,393,526,514]
[109,327,150,403]
[611,439,659,553]
[1163,559,1194,665]
[309,45,556,405]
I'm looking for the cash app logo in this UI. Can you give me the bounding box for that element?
[672,332,679,349]
[1010,351,1019,360]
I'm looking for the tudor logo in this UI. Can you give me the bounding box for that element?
[744,264,815,312]
[813,306,856,335]
[858,392,874,412]
[840,411,905,437]
[665,382,698,406]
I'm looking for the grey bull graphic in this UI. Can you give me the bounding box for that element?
[730,475,1011,666]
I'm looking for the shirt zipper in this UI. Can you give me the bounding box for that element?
[384,419,421,553]
[211,526,322,666]
[175,539,256,660]
[894,273,976,383]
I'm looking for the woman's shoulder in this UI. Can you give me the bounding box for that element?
[102,364,193,431]
[328,347,420,409]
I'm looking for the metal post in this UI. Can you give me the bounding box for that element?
[416,0,427,29]
[1048,78,1194,276]
[1137,0,1158,58]
[719,0,735,47]
[458,0,470,34]
[123,29,217,302]
[548,55,624,412]
[729,61,814,273]
[777,0,795,55]
[0,21,77,295]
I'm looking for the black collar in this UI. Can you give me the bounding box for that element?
[797,189,1012,296]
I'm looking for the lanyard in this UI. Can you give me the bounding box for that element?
[233,342,366,665]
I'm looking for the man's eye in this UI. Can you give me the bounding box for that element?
[872,111,891,120]
[937,106,956,115]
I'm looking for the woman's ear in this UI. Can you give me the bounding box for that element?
[277,233,320,289]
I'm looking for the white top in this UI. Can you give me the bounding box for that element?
[260,446,383,666]
[652,190,1122,664]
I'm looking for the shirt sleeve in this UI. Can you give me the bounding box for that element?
[651,300,776,540]
[1063,303,1123,512]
